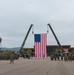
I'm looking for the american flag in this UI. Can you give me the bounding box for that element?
[34,34,47,58]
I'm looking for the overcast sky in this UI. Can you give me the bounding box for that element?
[0,0,74,48]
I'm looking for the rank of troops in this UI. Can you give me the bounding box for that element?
[50,53,74,61]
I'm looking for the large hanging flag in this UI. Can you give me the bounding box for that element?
[34,34,47,58]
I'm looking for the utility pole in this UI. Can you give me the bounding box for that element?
[47,23,64,52]
[20,24,33,53]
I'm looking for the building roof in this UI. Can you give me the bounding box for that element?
[68,47,74,51]
[47,45,71,48]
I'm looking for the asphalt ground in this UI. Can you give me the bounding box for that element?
[0,57,74,75]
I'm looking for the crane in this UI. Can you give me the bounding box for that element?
[20,24,33,54]
[47,23,64,52]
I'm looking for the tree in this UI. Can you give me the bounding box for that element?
[27,49,32,55]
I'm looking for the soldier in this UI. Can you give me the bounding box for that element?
[54,54,56,60]
[60,53,63,61]
[64,53,68,62]
[50,54,54,60]
[56,53,59,60]
[10,54,14,64]
[68,53,73,61]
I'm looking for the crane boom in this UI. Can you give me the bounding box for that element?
[20,24,33,53]
[48,23,64,52]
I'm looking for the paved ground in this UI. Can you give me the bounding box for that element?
[0,57,74,75]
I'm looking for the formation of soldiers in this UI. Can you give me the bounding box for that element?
[50,53,74,61]
[9,52,74,64]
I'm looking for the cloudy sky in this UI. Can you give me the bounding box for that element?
[0,0,74,48]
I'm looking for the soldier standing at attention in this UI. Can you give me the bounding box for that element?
[61,53,63,61]
[64,53,68,62]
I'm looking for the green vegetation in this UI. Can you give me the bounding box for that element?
[0,50,19,60]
